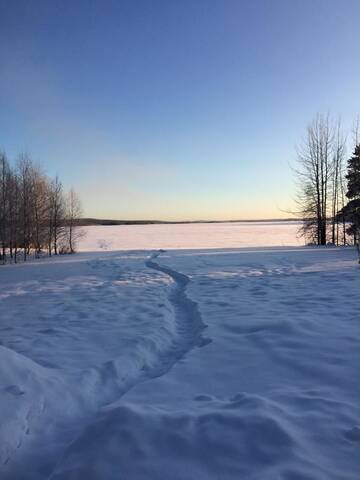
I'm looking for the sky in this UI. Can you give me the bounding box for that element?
[0,0,359,221]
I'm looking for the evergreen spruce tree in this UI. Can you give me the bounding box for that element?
[346,145,360,200]
[338,145,360,260]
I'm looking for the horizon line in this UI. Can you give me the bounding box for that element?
[80,217,301,226]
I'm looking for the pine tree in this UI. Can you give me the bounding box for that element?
[338,144,360,259]
[346,145,360,200]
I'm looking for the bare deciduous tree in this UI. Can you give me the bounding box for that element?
[65,188,83,253]
[50,176,65,256]
[330,121,346,245]
[0,153,82,264]
[0,152,10,263]
[295,114,334,245]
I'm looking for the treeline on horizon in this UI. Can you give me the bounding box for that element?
[0,152,82,264]
[79,218,299,226]
[295,114,360,250]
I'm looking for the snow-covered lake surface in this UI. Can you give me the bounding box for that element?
[79,221,303,251]
[1,224,359,479]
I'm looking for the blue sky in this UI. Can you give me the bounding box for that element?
[0,0,359,220]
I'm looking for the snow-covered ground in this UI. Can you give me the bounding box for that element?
[0,223,359,479]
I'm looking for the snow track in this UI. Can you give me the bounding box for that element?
[80,250,210,407]
[145,250,211,355]
[47,251,212,479]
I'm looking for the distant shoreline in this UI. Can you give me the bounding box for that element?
[79,218,301,226]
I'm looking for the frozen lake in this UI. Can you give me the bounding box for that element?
[79,221,303,251]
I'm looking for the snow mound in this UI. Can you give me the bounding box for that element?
[0,346,87,474]
[50,388,360,479]
[49,395,297,480]
[0,346,47,466]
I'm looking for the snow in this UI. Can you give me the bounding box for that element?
[0,223,359,479]
[78,221,303,251]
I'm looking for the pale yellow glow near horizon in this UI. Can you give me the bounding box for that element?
[79,175,296,221]
[83,198,296,222]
